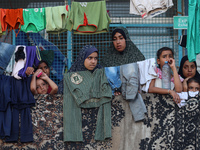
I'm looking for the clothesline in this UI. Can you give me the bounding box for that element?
[0,1,111,36]
[22,40,180,47]
[0,39,180,48]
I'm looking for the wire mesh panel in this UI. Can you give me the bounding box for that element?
[72,31,111,64]
[128,27,179,61]
[0,1,67,83]
[72,0,179,65]
[0,0,181,82]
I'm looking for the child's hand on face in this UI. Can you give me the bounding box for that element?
[168,58,174,66]
[34,69,43,77]
[168,58,176,70]
[40,72,49,80]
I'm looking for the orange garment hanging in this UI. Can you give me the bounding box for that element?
[0,9,7,32]
[0,9,2,35]
[5,8,24,37]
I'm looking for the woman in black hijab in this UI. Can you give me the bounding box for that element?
[178,55,200,91]
[101,27,145,67]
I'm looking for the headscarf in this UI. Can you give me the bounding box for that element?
[178,55,200,79]
[112,28,127,40]
[101,27,145,67]
[68,45,102,72]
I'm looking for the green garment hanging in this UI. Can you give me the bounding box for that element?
[63,68,112,142]
[187,0,200,62]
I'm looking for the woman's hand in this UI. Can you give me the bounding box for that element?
[182,77,190,92]
[169,90,180,104]
[114,88,121,96]
[25,67,34,76]
[114,91,121,96]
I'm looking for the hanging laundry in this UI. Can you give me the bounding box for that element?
[137,58,158,92]
[5,77,35,143]
[179,35,187,48]
[15,46,25,62]
[187,0,200,62]
[0,75,12,139]
[129,0,174,19]
[0,9,7,32]
[5,51,15,76]
[11,46,27,79]
[45,5,70,34]
[18,46,41,79]
[0,9,7,37]
[66,1,111,34]
[0,10,2,37]
[20,8,46,33]
[16,31,66,83]
[5,9,24,36]
[64,69,112,141]
[0,42,16,75]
